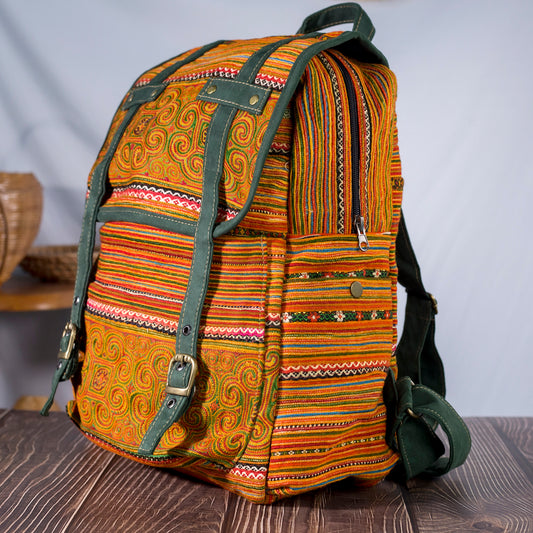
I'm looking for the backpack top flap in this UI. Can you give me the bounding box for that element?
[92,32,388,241]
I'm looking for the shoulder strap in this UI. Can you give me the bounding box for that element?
[385,212,471,479]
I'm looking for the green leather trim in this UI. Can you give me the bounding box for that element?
[197,78,271,115]
[138,361,195,455]
[98,206,196,236]
[71,40,227,331]
[389,377,472,479]
[40,356,78,416]
[395,213,446,395]
[297,3,375,40]
[214,30,386,237]
[122,83,166,110]
[41,41,226,415]
[100,32,386,242]
[138,36,298,456]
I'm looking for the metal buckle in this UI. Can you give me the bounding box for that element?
[165,354,198,397]
[57,322,77,360]
[406,408,421,419]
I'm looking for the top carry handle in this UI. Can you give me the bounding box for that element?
[297,2,375,40]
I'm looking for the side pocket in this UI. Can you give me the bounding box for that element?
[268,233,398,495]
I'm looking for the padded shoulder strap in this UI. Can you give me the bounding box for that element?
[395,211,445,395]
[384,212,471,479]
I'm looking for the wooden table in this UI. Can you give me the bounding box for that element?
[0,410,531,533]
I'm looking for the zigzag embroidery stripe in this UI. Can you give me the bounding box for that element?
[111,183,239,220]
[230,464,268,479]
[137,68,286,91]
[279,364,388,381]
[86,299,264,342]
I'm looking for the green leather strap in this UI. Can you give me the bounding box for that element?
[388,377,471,479]
[383,213,471,477]
[40,40,226,416]
[137,29,387,454]
[297,3,375,40]
[138,36,299,456]
[395,212,445,395]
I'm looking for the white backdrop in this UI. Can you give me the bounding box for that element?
[1,0,532,415]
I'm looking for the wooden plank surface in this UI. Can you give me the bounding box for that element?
[0,411,113,533]
[0,412,531,533]
[404,418,533,533]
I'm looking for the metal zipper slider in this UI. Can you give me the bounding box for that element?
[355,216,369,251]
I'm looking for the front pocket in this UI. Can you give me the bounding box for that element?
[69,221,268,468]
[268,233,397,493]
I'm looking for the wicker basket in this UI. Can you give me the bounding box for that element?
[20,245,100,283]
[0,172,43,286]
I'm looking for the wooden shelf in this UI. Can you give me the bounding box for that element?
[0,271,74,312]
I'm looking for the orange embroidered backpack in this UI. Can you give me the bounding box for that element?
[42,3,470,503]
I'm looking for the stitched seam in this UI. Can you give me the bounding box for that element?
[209,78,268,90]
[354,12,363,32]
[417,387,471,445]
[99,207,197,226]
[178,109,234,354]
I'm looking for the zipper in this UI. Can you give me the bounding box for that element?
[327,53,369,251]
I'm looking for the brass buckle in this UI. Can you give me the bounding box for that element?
[406,408,421,419]
[57,322,78,360]
[165,354,198,397]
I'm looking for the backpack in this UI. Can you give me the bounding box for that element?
[42,3,471,503]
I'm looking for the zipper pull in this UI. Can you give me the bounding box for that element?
[355,216,369,251]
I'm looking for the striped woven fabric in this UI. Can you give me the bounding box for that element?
[67,31,405,503]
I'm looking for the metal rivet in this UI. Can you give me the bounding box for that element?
[73,296,80,305]
[350,281,363,298]
[182,325,192,336]
[127,94,133,102]
[206,84,217,95]
[150,89,158,98]
[166,398,176,409]
[249,94,260,106]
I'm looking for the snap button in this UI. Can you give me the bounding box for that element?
[206,84,217,95]
[249,94,260,106]
[350,281,363,298]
